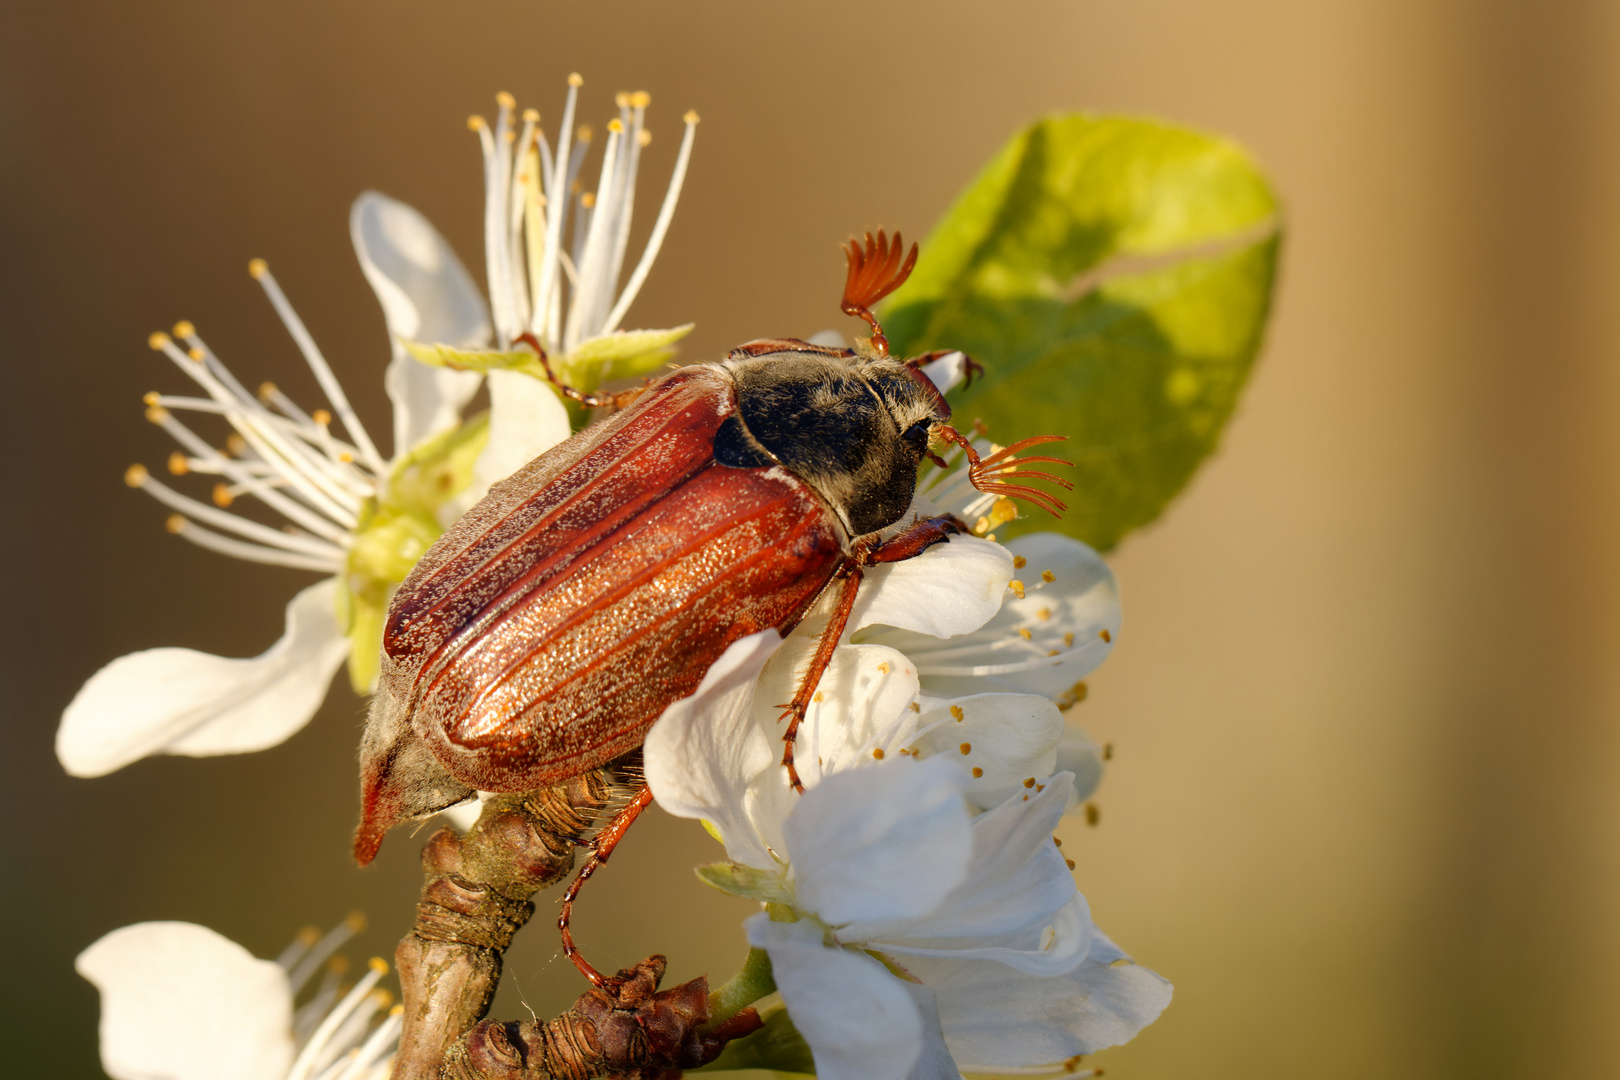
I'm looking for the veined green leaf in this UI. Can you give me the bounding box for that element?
[401,341,546,379]
[885,114,1282,550]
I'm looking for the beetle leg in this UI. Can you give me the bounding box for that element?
[557,784,655,988]
[515,331,651,413]
[866,514,964,564]
[779,561,864,793]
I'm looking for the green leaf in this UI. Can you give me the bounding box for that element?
[694,1005,815,1076]
[695,861,794,904]
[401,341,546,379]
[884,114,1282,550]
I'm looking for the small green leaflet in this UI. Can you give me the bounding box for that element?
[884,114,1281,550]
[695,861,795,905]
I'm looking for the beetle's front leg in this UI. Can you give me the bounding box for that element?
[866,513,966,564]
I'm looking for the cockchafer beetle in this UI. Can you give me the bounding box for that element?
[355,230,1072,985]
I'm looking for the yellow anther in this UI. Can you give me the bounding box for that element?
[872,748,885,760]
[1018,628,1032,640]
[876,661,890,674]
[576,123,593,143]
[225,434,247,456]
[971,767,983,778]
[502,129,516,144]
[607,118,624,134]
[568,72,584,87]
[949,705,964,722]
[1064,632,1075,647]
[1047,649,1060,657]
[615,91,630,108]
[1099,629,1112,643]
[909,702,921,713]
[1023,777,1036,789]
[467,114,486,131]
[142,391,161,406]
[1012,555,1027,569]
[1072,681,1088,702]
[296,926,320,946]
[312,408,332,426]
[522,108,540,123]
[1064,1055,1083,1072]
[812,690,824,703]
[632,91,651,108]
[328,955,350,975]
[1102,743,1114,760]
[148,331,172,350]
[1009,580,1026,599]
[972,516,990,535]
[495,90,516,109]
[345,911,368,933]
[1041,569,1056,583]
[253,383,275,404]
[172,320,195,338]
[338,451,354,464]
[581,192,597,209]
[390,1004,405,1018]
[167,451,189,476]
[124,463,149,487]
[1036,783,1046,792]
[165,514,185,534]
[145,405,170,424]
[638,129,653,147]
[683,109,700,124]
[371,989,394,1009]
[368,956,389,976]
[959,742,972,755]
[1037,608,1051,621]
[988,498,1018,529]
[1053,836,1063,848]
[187,347,205,362]
[1084,803,1100,826]
[1067,857,1078,870]
[248,258,268,278]
[212,483,234,508]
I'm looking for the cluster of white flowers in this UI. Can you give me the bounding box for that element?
[68,74,1170,1080]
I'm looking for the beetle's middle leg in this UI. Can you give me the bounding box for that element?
[778,515,965,792]
[557,781,655,989]
[515,332,650,412]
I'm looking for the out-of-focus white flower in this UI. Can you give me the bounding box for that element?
[77,917,400,1080]
[644,533,1169,1079]
[58,76,698,778]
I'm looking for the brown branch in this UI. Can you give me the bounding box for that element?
[390,764,760,1080]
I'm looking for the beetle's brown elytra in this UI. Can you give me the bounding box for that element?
[354,230,1073,987]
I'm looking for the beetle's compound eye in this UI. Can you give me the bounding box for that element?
[902,419,931,456]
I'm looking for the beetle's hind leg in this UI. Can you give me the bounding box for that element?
[778,516,964,792]
[514,331,650,412]
[557,779,655,988]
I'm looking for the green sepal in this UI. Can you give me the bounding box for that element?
[338,415,491,693]
[569,324,694,378]
[693,1004,815,1076]
[883,113,1282,551]
[402,341,547,380]
[695,861,794,905]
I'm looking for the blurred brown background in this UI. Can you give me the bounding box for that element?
[5,1,1620,1077]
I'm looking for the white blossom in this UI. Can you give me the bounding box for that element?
[77,917,399,1080]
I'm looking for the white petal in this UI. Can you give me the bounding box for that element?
[788,756,973,928]
[852,535,1013,639]
[58,580,350,777]
[844,773,1079,959]
[1056,723,1106,806]
[461,369,572,506]
[910,693,1063,811]
[644,631,784,870]
[911,928,1172,1068]
[351,192,489,452]
[917,351,967,394]
[745,916,934,1080]
[864,533,1119,699]
[77,922,294,1080]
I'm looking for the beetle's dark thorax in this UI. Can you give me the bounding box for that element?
[716,350,935,538]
